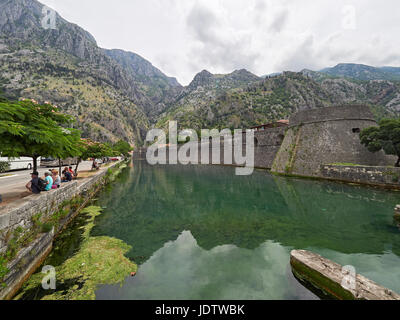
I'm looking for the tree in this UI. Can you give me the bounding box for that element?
[0,99,82,171]
[113,140,133,157]
[74,139,115,174]
[360,119,400,167]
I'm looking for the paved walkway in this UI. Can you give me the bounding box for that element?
[0,161,94,207]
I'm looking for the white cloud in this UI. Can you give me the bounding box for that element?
[40,0,400,85]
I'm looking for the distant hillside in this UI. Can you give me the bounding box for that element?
[156,69,262,129]
[2,0,400,142]
[156,71,400,131]
[319,63,400,81]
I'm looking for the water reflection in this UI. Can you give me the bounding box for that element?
[92,161,400,299]
[96,231,317,300]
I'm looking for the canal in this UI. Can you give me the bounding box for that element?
[16,160,400,300]
[93,160,400,300]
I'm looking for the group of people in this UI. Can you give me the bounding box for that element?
[26,166,76,194]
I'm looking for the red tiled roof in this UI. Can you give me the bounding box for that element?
[251,120,289,130]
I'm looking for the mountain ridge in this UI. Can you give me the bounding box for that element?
[1,0,400,144]
[319,63,400,81]
[0,0,182,144]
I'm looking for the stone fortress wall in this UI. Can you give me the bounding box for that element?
[142,126,286,170]
[136,105,396,185]
[254,126,286,169]
[271,105,395,177]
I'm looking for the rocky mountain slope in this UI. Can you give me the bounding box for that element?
[157,71,400,131]
[104,49,182,119]
[0,0,179,145]
[1,0,400,142]
[156,69,262,129]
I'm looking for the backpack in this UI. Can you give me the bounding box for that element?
[38,178,47,191]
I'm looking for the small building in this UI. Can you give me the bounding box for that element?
[251,120,289,132]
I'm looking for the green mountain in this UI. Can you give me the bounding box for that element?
[319,63,400,81]
[157,71,400,130]
[1,0,400,142]
[156,69,262,129]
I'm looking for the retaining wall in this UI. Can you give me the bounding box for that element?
[0,161,122,300]
[320,165,400,188]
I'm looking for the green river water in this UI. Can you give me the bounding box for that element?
[16,160,400,300]
[89,160,400,300]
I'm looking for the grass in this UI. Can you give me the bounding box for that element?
[0,173,14,178]
[330,163,397,168]
[329,163,365,167]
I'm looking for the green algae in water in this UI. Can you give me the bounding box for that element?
[15,206,137,300]
[92,161,400,300]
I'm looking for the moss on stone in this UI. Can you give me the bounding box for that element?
[14,206,137,300]
[290,258,356,300]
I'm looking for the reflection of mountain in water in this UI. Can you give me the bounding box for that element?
[95,231,318,300]
[92,160,400,264]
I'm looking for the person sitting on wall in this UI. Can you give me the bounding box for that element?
[43,172,53,192]
[62,166,73,182]
[51,169,61,189]
[26,171,41,194]
[92,160,100,171]
[68,166,78,179]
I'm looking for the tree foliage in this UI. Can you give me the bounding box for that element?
[113,140,133,157]
[79,139,115,160]
[0,99,82,171]
[360,119,400,167]
[74,139,115,173]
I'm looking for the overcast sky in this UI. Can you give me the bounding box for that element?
[40,0,400,85]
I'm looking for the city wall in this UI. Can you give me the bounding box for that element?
[271,105,396,178]
[135,105,398,188]
[320,165,400,188]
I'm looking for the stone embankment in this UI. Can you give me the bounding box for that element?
[320,165,400,188]
[0,161,126,300]
[291,250,400,300]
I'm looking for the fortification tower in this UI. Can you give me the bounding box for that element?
[271,105,395,177]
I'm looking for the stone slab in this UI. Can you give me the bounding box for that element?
[290,250,400,300]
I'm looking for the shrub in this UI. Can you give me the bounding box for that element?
[0,161,10,173]
[0,256,9,288]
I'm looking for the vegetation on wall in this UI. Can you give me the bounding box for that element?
[360,118,400,167]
